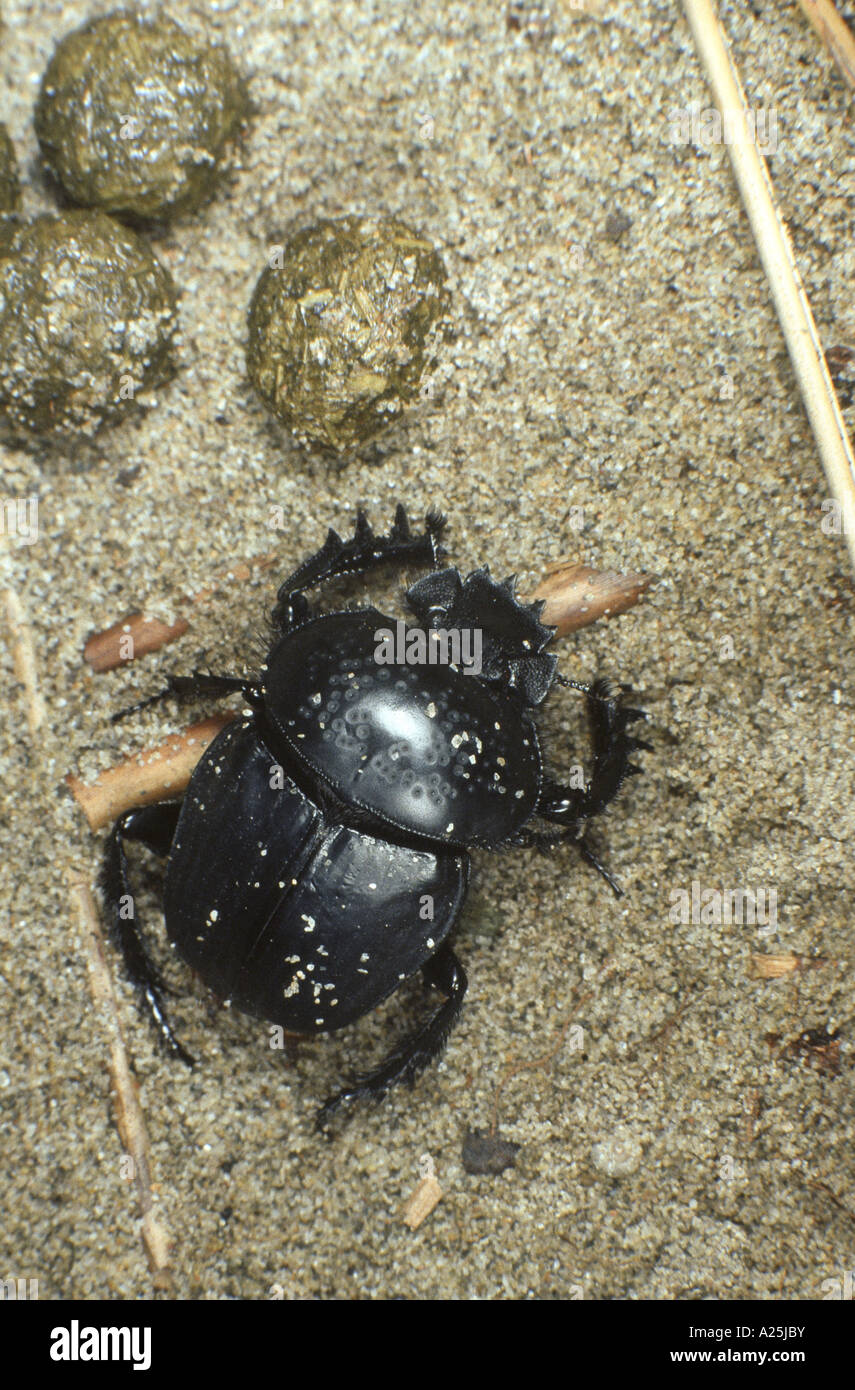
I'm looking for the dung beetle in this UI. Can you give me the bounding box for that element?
[100,508,649,1124]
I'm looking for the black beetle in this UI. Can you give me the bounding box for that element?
[100,508,649,1124]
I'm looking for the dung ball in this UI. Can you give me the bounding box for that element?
[246,215,449,453]
[35,9,249,220]
[0,211,178,437]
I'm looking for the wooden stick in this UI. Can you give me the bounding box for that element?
[67,714,235,831]
[3,582,47,735]
[530,559,653,636]
[68,871,173,1289]
[794,0,855,90]
[3,545,172,1287]
[84,612,191,673]
[83,551,279,673]
[683,0,855,573]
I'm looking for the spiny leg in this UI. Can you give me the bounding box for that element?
[522,678,650,893]
[111,671,260,724]
[272,505,447,632]
[316,943,467,1129]
[99,802,194,1065]
[579,676,651,817]
[540,677,649,823]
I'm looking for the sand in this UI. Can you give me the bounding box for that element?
[1,0,853,1300]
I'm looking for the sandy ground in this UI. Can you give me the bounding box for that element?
[1,0,854,1300]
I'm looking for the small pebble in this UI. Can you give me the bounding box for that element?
[603,209,631,244]
[462,1127,520,1175]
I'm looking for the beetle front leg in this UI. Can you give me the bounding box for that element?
[272,505,447,632]
[316,944,467,1129]
[577,677,650,817]
[99,803,195,1066]
[540,678,650,824]
[515,680,649,897]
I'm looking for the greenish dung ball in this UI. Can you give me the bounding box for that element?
[35,9,249,220]
[0,210,178,437]
[246,215,450,453]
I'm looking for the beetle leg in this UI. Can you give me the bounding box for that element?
[272,505,447,631]
[316,944,467,1128]
[110,671,260,724]
[579,677,651,816]
[99,804,195,1066]
[541,677,650,822]
[578,838,624,897]
[516,679,649,895]
[509,823,624,897]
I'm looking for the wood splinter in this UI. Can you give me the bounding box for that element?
[84,612,191,673]
[68,872,173,1289]
[794,0,855,92]
[402,1174,443,1230]
[530,558,653,637]
[749,951,828,979]
[67,714,234,831]
[83,553,279,673]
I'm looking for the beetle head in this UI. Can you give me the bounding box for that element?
[406,565,557,705]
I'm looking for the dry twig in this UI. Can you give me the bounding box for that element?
[794,0,855,91]
[68,872,173,1288]
[530,559,653,636]
[67,714,235,831]
[683,0,855,573]
[4,548,171,1286]
[2,582,47,735]
[84,612,191,673]
[69,553,653,827]
[749,951,828,979]
[83,552,280,673]
[490,1001,592,1136]
[82,554,654,669]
